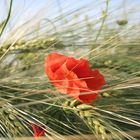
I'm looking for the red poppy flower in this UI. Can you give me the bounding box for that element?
[31,123,45,137]
[45,53,105,104]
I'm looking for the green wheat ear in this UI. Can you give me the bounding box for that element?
[0,37,64,55]
[0,104,31,137]
[63,100,122,140]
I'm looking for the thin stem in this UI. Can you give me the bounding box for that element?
[0,0,13,37]
[94,0,109,42]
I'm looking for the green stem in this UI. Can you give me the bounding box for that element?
[89,0,109,58]
[0,0,13,37]
[94,0,109,42]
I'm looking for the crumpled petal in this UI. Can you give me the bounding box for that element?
[31,123,45,137]
[67,58,91,78]
[45,53,105,104]
[45,53,67,80]
[53,62,88,99]
[85,70,105,90]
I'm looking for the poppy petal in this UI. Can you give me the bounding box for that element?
[66,58,91,78]
[31,124,45,137]
[45,53,105,104]
[79,93,98,104]
[85,70,105,90]
[45,53,67,73]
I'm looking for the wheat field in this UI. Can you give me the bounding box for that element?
[0,0,140,139]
